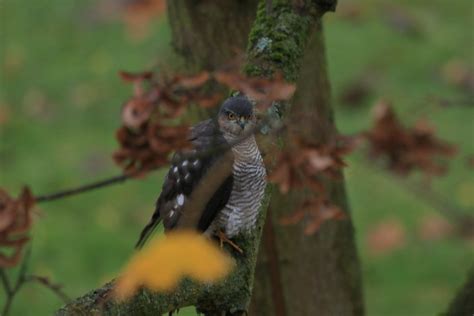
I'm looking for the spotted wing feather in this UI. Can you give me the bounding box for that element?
[135,119,233,248]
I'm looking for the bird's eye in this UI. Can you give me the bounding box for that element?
[228,113,236,120]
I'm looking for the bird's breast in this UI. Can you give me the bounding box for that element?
[213,138,267,237]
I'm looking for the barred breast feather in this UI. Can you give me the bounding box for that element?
[210,134,267,237]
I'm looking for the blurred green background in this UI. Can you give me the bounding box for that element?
[1,0,473,315]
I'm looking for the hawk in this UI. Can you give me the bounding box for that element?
[136,96,267,252]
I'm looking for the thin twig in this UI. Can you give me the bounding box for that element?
[35,173,131,203]
[32,123,265,205]
[0,269,12,295]
[25,275,71,303]
[1,248,31,316]
[358,158,473,224]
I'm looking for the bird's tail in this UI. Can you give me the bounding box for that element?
[135,215,161,249]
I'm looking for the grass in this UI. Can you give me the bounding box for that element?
[1,0,473,315]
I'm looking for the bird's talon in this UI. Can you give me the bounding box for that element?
[217,230,243,254]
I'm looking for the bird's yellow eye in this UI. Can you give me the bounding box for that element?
[228,113,236,120]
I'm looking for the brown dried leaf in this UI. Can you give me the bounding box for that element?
[0,247,23,268]
[265,79,297,102]
[364,100,457,176]
[114,121,190,175]
[122,0,167,40]
[268,162,292,194]
[174,72,210,89]
[367,219,406,255]
[280,209,306,226]
[213,71,295,108]
[304,149,334,171]
[195,94,223,109]
[0,186,35,268]
[121,97,156,129]
[119,70,153,83]
[302,199,346,235]
[280,197,346,234]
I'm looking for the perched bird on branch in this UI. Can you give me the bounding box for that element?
[136,96,267,252]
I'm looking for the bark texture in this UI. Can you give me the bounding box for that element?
[167,0,259,71]
[250,21,364,316]
[167,0,259,119]
[56,1,364,315]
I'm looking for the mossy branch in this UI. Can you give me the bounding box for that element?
[55,0,336,315]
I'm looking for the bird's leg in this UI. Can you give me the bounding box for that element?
[216,230,243,254]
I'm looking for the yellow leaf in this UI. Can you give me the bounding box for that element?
[114,230,234,300]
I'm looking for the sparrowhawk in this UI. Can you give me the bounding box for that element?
[136,96,267,251]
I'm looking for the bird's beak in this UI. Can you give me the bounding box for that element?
[238,118,246,129]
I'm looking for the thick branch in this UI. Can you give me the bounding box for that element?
[56,189,272,316]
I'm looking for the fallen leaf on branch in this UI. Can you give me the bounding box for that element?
[0,187,35,268]
[363,100,456,176]
[114,230,234,300]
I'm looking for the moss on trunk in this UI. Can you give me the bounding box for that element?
[249,21,364,316]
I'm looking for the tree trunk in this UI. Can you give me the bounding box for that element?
[250,21,364,316]
[167,0,259,72]
[167,0,259,119]
[56,1,364,315]
[445,266,474,315]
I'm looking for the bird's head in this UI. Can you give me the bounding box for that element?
[217,96,256,137]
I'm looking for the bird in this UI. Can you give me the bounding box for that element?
[136,95,267,252]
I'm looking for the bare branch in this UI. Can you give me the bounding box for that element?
[25,275,71,304]
[35,173,131,203]
[0,269,12,295]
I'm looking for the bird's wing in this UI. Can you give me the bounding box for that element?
[135,119,234,248]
